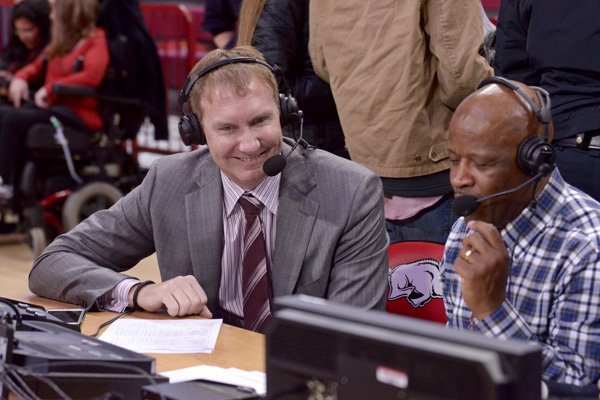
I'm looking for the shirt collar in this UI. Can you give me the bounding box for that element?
[502,168,563,249]
[221,172,281,217]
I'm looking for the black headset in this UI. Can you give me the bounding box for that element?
[178,57,301,146]
[477,76,556,177]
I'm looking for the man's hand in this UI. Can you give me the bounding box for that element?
[8,78,29,108]
[454,220,510,319]
[129,275,213,318]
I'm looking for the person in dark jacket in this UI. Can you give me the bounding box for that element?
[495,0,600,201]
[238,0,348,158]
[203,0,241,49]
[97,0,169,140]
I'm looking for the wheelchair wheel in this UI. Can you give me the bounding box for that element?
[62,182,123,231]
[29,227,47,258]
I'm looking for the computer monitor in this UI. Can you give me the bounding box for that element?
[266,295,542,400]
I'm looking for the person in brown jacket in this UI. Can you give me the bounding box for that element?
[309,0,492,244]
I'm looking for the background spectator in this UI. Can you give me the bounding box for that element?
[0,0,109,201]
[309,0,492,244]
[495,0,600,202]
[238,0,347,157]
[0,0,50,98]
[203,0,240,49]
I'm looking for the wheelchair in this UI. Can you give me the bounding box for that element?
[0,84,147,257]
[0,0,168,256]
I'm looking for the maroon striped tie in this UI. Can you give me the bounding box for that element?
[238,194,271,333]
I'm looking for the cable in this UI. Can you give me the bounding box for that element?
[89,310,133,338]
[7,368,43,400]
[0,298,23,327]
[50,116,84,185]
[3,359,167,400]
[1,366,38,400]
[20,360,166,400]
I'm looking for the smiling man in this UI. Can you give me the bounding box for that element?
[29,46,389,333]
[441,77,600,386]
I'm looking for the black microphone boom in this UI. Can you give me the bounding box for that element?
[452,196,479,217]
[452,172,544,217]
[262,114,304,176]
[263,154,287,176]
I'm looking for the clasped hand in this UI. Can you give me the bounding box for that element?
[455,220,509,320]
[130,275,212,318]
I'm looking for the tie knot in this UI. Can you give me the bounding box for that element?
[238,194,262,215]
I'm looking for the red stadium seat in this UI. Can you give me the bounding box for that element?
[482,0,501,17]
[386,241,447,324]
[140,3,207,92]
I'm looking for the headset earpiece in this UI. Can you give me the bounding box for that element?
[478,76,556,177]
[279,93,302,126]
[178,112,204,146]
[517,135,556,176]
[178,57,302,146]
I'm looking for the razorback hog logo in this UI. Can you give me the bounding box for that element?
[388,258,442,307]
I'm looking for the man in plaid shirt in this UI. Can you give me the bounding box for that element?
[442,78,600,386]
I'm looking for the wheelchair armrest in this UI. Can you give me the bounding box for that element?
[52,84,143,108]
[52,84,97,97]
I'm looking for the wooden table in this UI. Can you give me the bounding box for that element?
[0,242,266,373]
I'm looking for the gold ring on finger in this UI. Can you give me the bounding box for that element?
[464,248,473,259]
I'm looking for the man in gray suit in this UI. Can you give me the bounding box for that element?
[28,46,389,332]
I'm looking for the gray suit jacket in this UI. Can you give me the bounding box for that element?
[29,143,389,313]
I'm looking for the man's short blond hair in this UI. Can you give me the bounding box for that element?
[187,46,280,121]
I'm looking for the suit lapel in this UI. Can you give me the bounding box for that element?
[186,156,224,309]
[272,149,319,296]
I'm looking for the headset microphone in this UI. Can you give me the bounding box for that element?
[452,172,545,217]
[262,111,305,176]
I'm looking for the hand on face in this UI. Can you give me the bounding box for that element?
[455,220,509,319]
[130,275,212,318]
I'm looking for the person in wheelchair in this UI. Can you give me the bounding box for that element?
[0,0,51,100]
[0,0,109,203]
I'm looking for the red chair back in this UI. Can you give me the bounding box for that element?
[386,241,447,324]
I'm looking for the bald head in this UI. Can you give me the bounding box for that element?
[447,78,554,227]
[451,79,552,148]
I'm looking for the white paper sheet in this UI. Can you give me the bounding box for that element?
[99,318,222,353]
[161,365,266,395]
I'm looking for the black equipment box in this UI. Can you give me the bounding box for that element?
[142,380,261,400]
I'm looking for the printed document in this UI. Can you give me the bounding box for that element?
[99,318,222,353]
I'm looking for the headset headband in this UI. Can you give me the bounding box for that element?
[179,57,275,106]
[477,76,551,138]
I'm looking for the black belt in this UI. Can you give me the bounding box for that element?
[554,131,600,150]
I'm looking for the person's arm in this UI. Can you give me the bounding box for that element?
[29,158,214,318]
[327,172,389,310]
[253,0,339,124]
[426,0,493,110]
[494,0,541,84]
[43,29,109,102]
[10,51,46,107]
[203,0,239,49]
[460,221,600,386]
[13,50,45,84]
[29,162,159,308]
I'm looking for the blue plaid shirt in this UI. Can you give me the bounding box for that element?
[441,169,600,386]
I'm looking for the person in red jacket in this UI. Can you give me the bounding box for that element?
[0,0,109,202]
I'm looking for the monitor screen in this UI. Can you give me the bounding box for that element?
[266,295,542,400]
